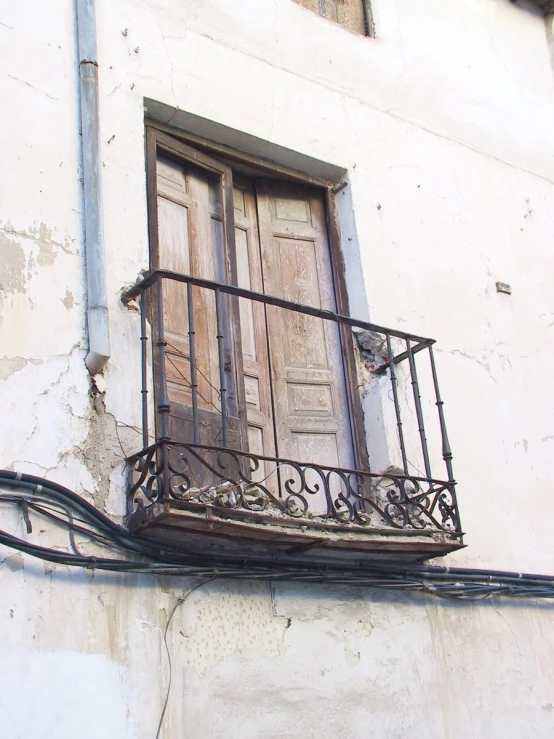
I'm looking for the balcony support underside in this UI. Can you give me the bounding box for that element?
[126,441,464,562]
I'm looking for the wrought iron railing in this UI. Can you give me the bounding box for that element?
[122,270,462,540]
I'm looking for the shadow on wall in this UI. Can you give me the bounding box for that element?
[6,558,554,611]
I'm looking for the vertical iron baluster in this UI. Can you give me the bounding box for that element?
[386,334,409,475]
[406,340,432,480]
[140,291,149,450]
[215,287,229,447]
[156,278,171,441]
[187,283,200,444]
[428,345,455,483]
[161,439,170,503]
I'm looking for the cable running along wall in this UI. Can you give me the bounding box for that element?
[1,471,554,600]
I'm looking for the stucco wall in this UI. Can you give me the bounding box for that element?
[1,0,554,736]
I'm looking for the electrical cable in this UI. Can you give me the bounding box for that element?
[155,578,216,739]
[0,470,553,599]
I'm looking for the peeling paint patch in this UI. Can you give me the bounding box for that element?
[271,582,373,623]
[3,553,24,572]
[175,580,289,674]
[0,356,43,381]
[0,233,26,294]
[0,222,74,274]
[73,394,128,507]
[36,223,67,267]
[62,290,75,309]
[344,647,360,667]
[354,620,374,639]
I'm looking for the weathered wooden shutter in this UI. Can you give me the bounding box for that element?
[255,180,355,511]
[232,179,277,485]
[148,131,246,463]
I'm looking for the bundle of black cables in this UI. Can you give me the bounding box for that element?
[1,470,553,600]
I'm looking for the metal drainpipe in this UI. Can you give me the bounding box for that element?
[76,0,110,375]
[547,14,554,73]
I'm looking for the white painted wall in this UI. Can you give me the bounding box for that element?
[1,0,554,736]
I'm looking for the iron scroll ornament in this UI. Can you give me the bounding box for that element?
[128,442,460,533]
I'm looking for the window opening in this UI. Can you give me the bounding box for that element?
[293,0,374,37]
[149,131,363,504]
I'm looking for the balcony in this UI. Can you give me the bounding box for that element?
[122,270,463,562]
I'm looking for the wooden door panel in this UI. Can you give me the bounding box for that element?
[157,196,191,274]
[276,237,320,304]
[292,431,342,514]
[157,158,221,416]
[283,314,328,369]
[247,425,267,484]
[233,182,276,467]
[273,196,312,224]
[286,382,334,418]
[230,180,278,493]
[152,138,246,464]
[256,180,355,480]
[235,227,257,362]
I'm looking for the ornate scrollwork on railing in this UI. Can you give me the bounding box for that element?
[127,442,461,534]
[127,444,166,513]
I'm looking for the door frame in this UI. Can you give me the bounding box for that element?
[145,123,369,473]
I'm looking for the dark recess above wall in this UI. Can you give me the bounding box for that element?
[523,0,554,14]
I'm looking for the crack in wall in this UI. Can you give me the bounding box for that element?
[5,72,59,101]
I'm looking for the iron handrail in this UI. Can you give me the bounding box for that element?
[122,268,435,348]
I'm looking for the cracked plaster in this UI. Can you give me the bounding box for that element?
[0,356,43,382]
[172,580,289,675]
[2,2,554,738]
[0,347,128,505]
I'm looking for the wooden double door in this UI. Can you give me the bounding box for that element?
[150,131,358,500]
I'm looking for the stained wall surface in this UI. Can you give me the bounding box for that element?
[1,1,554,737]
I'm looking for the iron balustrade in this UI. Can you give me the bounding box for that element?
[122,269,462,539]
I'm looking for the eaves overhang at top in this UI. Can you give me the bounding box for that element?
[513,0,554,13]
[528,0,554,13]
